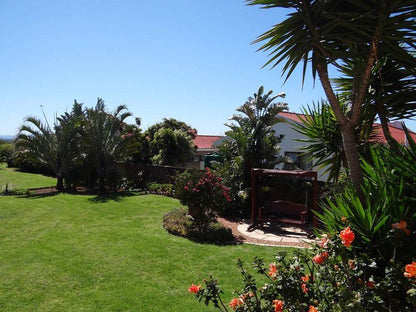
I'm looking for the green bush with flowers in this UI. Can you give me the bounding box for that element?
[188,140,416,311]
[174,168,232,231]
[189,225,416,311]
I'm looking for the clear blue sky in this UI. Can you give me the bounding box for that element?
[1,0,414,136]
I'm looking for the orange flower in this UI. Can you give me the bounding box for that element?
[273,299,283,312]
[269,262,277,278]
[229,297,244,310]
[392,220,411,235]
[309,305,319,312]
[404,261,416,278]
[301,275,310,282]
[340,227,355,247]
[188,283,201,294]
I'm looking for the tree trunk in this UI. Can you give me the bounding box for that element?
[316,63,365,202]
[56,176,64,191]
[340,124,365,202]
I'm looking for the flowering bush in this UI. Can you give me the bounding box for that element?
[189,225,416,311]
[174,168,231,229]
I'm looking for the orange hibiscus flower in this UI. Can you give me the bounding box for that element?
[340,227,355,247]
[392,220,411,235]
[188,283,201,294]
[273,299,283,312]
[404,261,416,278]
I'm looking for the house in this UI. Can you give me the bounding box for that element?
[273,111,416,181]
[192,135,224,170]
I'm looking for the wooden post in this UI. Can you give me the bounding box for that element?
[251,168,257,225]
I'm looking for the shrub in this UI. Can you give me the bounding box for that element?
[163,207,235,244]
[174,168,231,230]
[146,183,173,196]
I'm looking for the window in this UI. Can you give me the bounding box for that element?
[284,152,312,170]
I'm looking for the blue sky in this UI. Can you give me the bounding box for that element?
[1,1,414,136]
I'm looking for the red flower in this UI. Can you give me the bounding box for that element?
[340,227,355,247]
[366,280,375,289]
[309,305,319,312]
[229,297,244,310]
[313,253,327,265]
[404,261,416,278]
[301,283,308,293]
[268,262,277,278]
[392,220,411,235]
[273,299,283,312]
[188,284,201,294]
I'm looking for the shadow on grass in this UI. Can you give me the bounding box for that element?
[88,191,137,203]
[19,187,139,202]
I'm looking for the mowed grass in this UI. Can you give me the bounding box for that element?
[0,163,55,190]
[0,168,288,311]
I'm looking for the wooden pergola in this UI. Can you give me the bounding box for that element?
[250,168,319,228]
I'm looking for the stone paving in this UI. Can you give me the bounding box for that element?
[237,221,315,247]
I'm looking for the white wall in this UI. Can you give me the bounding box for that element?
[272,120,329,182]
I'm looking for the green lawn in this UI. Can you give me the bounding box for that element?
[0,163,55,190]
[0,167,288,311]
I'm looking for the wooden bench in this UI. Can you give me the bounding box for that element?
[260,200,308,225]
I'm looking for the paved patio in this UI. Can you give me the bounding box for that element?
[237,221,315,247]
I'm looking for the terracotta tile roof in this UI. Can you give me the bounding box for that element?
[194,135,224,149]
[278,112,416,145]
[372,122,416,144]
[278,111,306,123]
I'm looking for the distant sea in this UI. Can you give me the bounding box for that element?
[0,135,15,142]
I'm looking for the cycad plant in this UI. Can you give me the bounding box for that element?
[15,104,82,190]
[82,98,134,193]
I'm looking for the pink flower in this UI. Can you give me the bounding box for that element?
[318,236,329,248]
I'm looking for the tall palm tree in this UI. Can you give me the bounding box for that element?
[83,98,133,193]
[248,0,416,202]
[221,86,287,214]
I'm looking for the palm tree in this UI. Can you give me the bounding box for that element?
[247,0,416,202]
[15,103,82,190]
[220,86,287,214]
[82,98,133,193]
